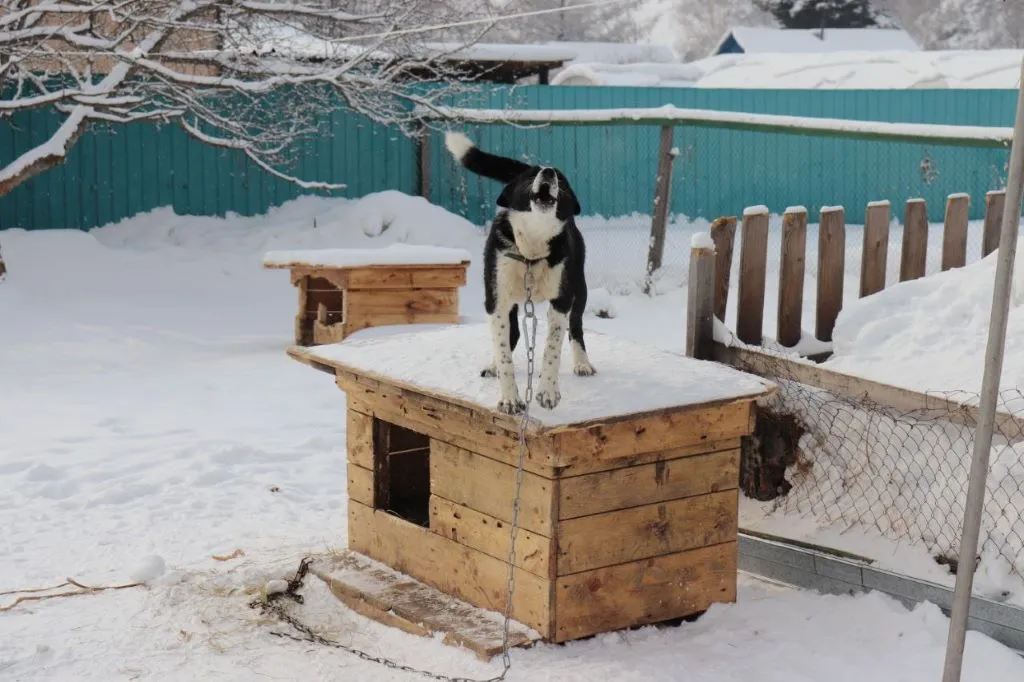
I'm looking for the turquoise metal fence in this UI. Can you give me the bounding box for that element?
[0,86,1017,231]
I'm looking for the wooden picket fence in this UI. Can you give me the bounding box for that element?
[709,189,1008,351]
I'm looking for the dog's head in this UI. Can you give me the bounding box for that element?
[496,166,581,222]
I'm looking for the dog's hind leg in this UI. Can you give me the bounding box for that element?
[568,292,596,377]
[535,298,570,410]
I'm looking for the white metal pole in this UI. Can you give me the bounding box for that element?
[941,56,1024,682]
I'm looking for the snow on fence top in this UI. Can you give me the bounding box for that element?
[418,104,1013,148]
[262,244,472,269]
[305,324,774,427]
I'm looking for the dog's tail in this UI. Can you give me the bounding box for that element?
[444,131,532,184]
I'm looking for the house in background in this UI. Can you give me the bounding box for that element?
[711,26,920,56]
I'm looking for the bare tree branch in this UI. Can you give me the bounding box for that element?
[0,0,494,199]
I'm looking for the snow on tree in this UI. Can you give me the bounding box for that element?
[754,0,887,29]
[483,0,642,44]
[0,0,495,278]
[633,0,777,61]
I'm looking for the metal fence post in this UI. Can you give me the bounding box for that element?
[941,56,1024,682]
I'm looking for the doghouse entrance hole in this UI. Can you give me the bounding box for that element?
[372,418,430,527]
[304,276,345,324]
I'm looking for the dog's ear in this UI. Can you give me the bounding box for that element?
[496,182,515,209]
[556,172,581,217]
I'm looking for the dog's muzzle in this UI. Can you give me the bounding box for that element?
[531,168,558,208]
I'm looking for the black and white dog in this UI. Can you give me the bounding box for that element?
[445,131,596,415]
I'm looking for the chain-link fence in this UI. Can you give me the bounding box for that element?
[742,354,1024,587]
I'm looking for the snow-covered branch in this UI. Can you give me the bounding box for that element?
[0,0,491,197]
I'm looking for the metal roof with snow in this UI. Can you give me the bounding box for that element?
[711,26,920,57]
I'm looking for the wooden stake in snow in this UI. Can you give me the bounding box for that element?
[942,55,1024,682]
[777,207,808,348]
[644,126,677,295]
[686,234,715,360]
[737,206,769,346]
[860,200,890,298]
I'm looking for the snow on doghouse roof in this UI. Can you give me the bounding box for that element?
[301,324,774,428]
[712,26,921,55]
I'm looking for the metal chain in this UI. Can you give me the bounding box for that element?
[247,264,540,682]
[498,262,538,673]
[250,558,508,682]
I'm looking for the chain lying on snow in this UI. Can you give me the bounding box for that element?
[249,264,539,681]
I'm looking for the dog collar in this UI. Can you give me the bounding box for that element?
[504,252,544,266]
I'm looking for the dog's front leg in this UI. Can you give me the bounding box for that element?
[491,307,525,414]
[535,305,568,410]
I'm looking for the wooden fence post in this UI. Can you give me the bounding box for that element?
[644,125,676,295]
[416,121,430,199]
[777,206,807,348]
[817,206,845,343]
[861,200,890,298]
[941,193,970,271]
[900,198,928,282]
[736,206,769,346]
[983,190,1006,258]
[711,216,737,321]
[686,236,716,360]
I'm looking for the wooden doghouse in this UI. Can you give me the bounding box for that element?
[288,325,774,654]
[263,244,471,345]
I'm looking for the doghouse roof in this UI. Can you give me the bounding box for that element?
[295,323,774,428]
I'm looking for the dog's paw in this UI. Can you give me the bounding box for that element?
[535,387,561,410]
[480,364,497,378]
[573,361,597,377]
[497,397,527,415]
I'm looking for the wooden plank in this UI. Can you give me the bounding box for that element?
[983,190,1006,258]
[900,198,929,282]
[348,501,552,636]
[712,342,1024,444]
[311,551,540,662]
[557,490,738,574]
[710,216,737,322]
[686,241,715,360]
[553,542,737,642]
[559,448,739,519]
[345,287,459,318]
[644,125,675,295]
[340,373,560,477]
[777,207,807,348]
[347,408,375,469]
[736,207,769,345]
[941,193,970,271]
[430,440,554,535]
[860,200,890,298]
[550,398,756,472]
[347,463,374,506]
[816,206,845,343]
[345,268,467,290]
[429,496,553,578]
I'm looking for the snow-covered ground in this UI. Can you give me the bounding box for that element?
[2,191,1024,680]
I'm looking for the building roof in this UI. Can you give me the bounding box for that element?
[711,26,920,56]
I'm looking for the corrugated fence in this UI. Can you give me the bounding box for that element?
[0,86,1017,231]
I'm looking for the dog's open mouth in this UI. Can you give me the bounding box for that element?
[531,183,556,209]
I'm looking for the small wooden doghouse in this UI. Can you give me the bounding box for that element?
[288,325,774,650]
[263,244,471,345]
